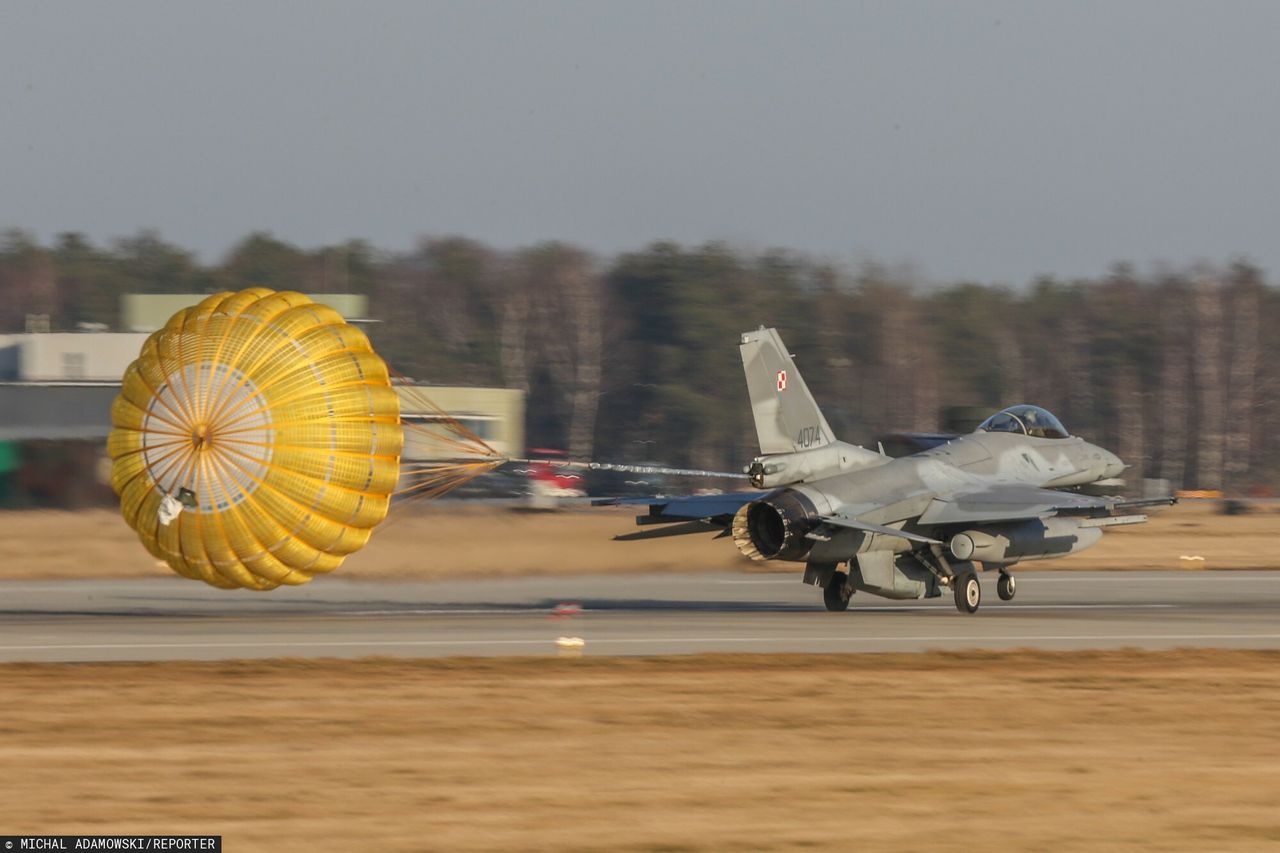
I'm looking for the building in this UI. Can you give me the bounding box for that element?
[0,334,146,509]
[0,332,149,383]
[0,333,147,454]
[120,293,370,332]
[398,385,525,462]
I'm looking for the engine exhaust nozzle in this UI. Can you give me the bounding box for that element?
[731,489,819,562]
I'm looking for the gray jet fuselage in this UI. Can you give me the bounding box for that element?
[763,431,1125,564]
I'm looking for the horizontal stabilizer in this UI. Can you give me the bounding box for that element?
[596,491,767,522]
[614,520,724,541]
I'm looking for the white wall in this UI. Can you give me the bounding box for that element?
[8,334,148,382]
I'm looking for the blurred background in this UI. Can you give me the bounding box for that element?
[2,1,1278,507]
[1,234,1272,506]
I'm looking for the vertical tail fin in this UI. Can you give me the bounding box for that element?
[739,327,835,454]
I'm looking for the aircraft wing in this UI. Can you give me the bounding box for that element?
[595,491,767,520]
[918,485,1174,526]
[812,514,942,545]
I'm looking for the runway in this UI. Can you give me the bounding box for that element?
[1,570,1279,662]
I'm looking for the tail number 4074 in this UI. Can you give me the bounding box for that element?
[796,425,823,448]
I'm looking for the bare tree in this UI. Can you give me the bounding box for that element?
[1062,313,1093,432]
[1113,364,1145,483]
[1156,278,1190,488]
[498,270,532,394]
[512,245,603,459]
[1191,276,1226,490]
[559,256,604,461]
[1223,274,1260,490]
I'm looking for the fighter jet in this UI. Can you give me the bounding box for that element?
[604,327,1173,613]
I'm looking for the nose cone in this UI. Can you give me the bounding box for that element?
[1102,450,1126,480]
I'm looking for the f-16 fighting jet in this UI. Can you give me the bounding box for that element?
[603,327,1174,613]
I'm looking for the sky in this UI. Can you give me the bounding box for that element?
[2,0,1279,283]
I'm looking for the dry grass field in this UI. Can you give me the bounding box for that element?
[0,499,1276,582]
[1,650,1277,851]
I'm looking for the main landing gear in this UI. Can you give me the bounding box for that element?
[953,570,981,614]
[816,558,1013,614]
[824,572,853,612]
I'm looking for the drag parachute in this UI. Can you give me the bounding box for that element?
[108,288,403,590]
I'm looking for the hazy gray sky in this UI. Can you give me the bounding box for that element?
[2,1,1278,282]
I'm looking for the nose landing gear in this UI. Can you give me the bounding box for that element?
[997,572,1016,601]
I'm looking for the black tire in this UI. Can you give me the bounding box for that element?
[824,573,852,612]
[997,572,1016,601]
[954,572,981,614]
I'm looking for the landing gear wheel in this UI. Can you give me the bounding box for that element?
[954,572,981,614]
[824,573,853,612]
[997,572,1016,601]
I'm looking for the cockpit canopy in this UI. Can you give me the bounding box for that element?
[977,405,1070,439]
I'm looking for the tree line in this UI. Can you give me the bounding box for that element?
[1,229,1274,494]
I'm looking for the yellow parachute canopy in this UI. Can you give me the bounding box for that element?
[108,288,403,590]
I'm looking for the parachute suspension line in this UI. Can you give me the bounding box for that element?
[192,291,225,425]
[135,441,195,495]
[199,304,333,429]
[376,461,500,534]
[390,368,500,458]
[387,371,747,508]
[394,461,499,498]
[195,289,259,425]
[387,367,508,505]
[172,307,204,426]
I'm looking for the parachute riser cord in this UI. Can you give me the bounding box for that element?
[499,458,748,481]
[392,459,504,498]
[389,367,501,458]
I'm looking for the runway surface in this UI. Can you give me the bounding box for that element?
[2,570,1279,662]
